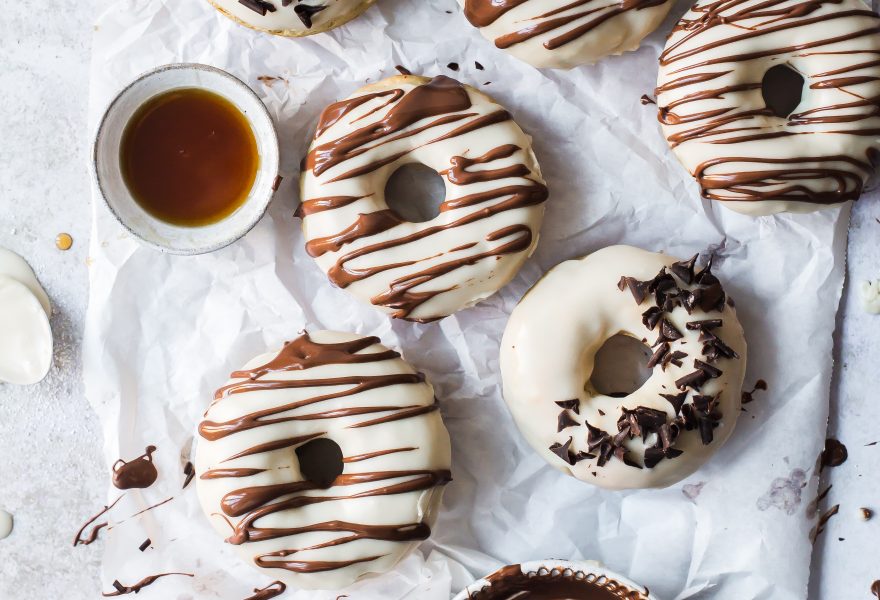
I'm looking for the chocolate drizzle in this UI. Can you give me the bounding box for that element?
[112,446,158,490]
[300,76,548,320]
[244,581,286,600]
[656,0,880,206]
[198,333,452,575]
[102,573,193,597]
[73,496,123,547]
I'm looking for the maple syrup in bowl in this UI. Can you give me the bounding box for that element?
[93,63,279,254]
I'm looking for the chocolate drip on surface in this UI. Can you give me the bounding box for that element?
[73,496,123,547]
[244,581,286,600]
[199,333,452,575]
[112,446,158,490]
[656,0,880,205]
[102,573,193,596]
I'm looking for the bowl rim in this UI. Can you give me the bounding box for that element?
[90,62,280,256]
[452,559,658,600]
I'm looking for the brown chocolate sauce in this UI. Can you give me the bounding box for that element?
[244,581,286,600]
[469,564,648,600]
[112,446,158,490]
[102,572,193,596]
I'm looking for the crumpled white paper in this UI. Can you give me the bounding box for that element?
[83,0,860,598]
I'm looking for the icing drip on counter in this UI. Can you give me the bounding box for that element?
[196,331,452,589]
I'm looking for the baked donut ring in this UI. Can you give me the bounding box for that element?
[298,75,548,322]
[208,0,376,37]
[195,331,452,589]
[500,245,747,490]
[458,0,676,69]
[656,0,880,216]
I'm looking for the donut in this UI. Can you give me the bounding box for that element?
[195,331,452,589]
[208,0,376,37]
[500,245,747,490]
[455,560,655,600]
[656,0,880,216]
[458,0,676,69]
[297,75,548,322]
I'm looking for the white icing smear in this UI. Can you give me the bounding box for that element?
[0,276,53,385]
[0,510,12,540]
[0,247,51,317]
[859,280,880,314]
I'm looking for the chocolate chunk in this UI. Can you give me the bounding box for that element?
[670,255,697,284]
[643,447,665,469]
[661,392,687,414]
[699,283,726,312]
[618,276,648,304]
[475,61,485,70]
[676,370,709,390]
[549,438,575,465]
[666,447,683,459]
[695,257,719,285]
[698,416,715,445]
[686,319,722,331]
[613,425,632,447]
[573,450,596,463]
[821,438,848,469]
[554,399,580,414]
[647,342,670,369]
[239,0,276,15]
[294,3,326,28]
[586,422,609,450]
[139,538,151,552]
[395,65,412,76]
[557,410,579,432]
[447,62,460,71]
[660,319,683,341]
[666,350,688,369]
[642,306,663,330]
[695,359,722,378]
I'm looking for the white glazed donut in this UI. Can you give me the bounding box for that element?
[500,245,747,490]
[208,0,375,37]
[458,0,676,69]
[298,75,548,322]
[656,0,880,216]
[195,331,452,589]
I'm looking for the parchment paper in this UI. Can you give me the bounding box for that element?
[83,0,859,598]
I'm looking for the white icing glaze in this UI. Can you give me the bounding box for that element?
[0,276,53,386]
[195,331,452,590]
[298,75,547,322]
[500,245,747,490]
[0,247,51,317]
[656,0,880,216]
[860,279,880,313]
[457,0,675,69]
[208,0,375,37]
[0,510,12,540]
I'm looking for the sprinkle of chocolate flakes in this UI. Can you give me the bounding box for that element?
[475,61,485,70]
[554,399,580,414]
[640,94,656,105]
[686,319,722,331]
[549,438,575,465]
[653,319,683,346]
[821,438,848,469]
[294,3,327,28]
[239,0,276,15]
[661,392,687,415]
[557,410,579,432]
[642,306,663,330]
[447,62,460,71]
[618,276,648,304]
[662,350,688,370]
[139,538,151,552]
[271,175,283,192]
[647,342,670,369]
[182,461,195,489]
[675,369,709,391]
[741,379,767,404]
[395,65,412,76]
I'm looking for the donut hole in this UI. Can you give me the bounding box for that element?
[384,163,446,223]
[589,334,653,398]
[762,64,805,118]
[296,438,344,489]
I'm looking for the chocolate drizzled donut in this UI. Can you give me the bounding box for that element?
[656,0,880,215]
[298,75,548,322]
[195,331,452,590]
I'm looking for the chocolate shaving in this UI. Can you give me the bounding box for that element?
[694,257,719,285]
[699,282,726,312]
[810,504,840,543]
[686,319,722,331]
[676,369,709,390]
[660,319,683,341]
[573,450,596,462]
[139,538,151,552]
[694,359,722,378]
[642,306,663,330]
[647,342,670,369]
[618,276,648,304]
[549,438,575,465]
[554,399,580,414]
[670,255,697,284]
[557,410,578,432]
[661,392,687,414]
[182,461,195,489]
[663,350,688,370]
[294,3,326,28]
[238,0,276,15]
